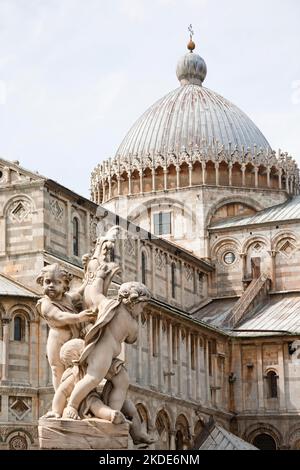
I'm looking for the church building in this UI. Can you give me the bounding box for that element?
[0,37,299,450]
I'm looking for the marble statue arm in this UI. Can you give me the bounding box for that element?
[41,301,96,327]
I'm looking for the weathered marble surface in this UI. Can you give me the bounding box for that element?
[38,418,129,450]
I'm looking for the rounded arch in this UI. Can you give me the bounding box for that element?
[8,304,36,322]
[210,236,241,259]
[175,414,191,450]
[2,194,36,218]
[155,409,172,450]
[265,369,278,399]
[287,425,300,449]
[135,403,151,433]
[271,230,297,251]
[243,423,282,449]
[241,235,270,254]
[5,428,35,447]
[205,195,263,228]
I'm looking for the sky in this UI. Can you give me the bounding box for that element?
[0,0,299,197]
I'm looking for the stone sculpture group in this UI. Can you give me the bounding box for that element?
[37,226,155,449]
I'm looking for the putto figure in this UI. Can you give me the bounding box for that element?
[64,281,151,419]
[38,226,155,449]
[36,264,96,390]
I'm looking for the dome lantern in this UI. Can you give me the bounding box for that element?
[176,26,207,86]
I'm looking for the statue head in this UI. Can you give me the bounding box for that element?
[118,282,151,317]
[36,263,73,299]
[60,338,85,367]
[95,225,120,261]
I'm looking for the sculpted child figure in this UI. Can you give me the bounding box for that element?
[36,264,96,390]
[44,338,127,424]
[45,338,155,447]
[64,281,151,420]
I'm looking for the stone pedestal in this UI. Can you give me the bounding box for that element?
[38,418,129,450]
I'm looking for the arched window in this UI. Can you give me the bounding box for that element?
[171,262,176,299]
[141,252,147,285]
[252,433,277,450]
[267,371,278,398]
[73,217,79,256]
[14,316,25,341]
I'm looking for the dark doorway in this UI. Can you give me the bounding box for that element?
[253,433,277,450]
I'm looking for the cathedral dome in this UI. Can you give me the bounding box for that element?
[115,84,271,159]
[91,41,297,204]
[115,42,271,159]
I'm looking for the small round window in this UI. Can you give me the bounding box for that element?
[223,252,236,265]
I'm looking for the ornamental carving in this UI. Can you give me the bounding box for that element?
[8,200,32,223]
[9,396,32,420]
[9,435,28,450]
[50,199,64,221]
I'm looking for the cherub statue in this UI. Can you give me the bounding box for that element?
[44,337,156,447]
[64,281,151,420]
[36,264,97,390]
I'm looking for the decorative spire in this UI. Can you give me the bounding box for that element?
[176,25,207,86]
[187,24,196,52]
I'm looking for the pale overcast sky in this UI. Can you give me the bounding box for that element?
[0,0,299,197]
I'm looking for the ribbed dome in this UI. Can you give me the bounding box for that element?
[115,84,271,159]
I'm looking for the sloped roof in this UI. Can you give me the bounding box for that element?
[0,274,37,298]
[197,422,257,450]
[210,196,300,230]
[192,298,237,329]
[234,293,300,337]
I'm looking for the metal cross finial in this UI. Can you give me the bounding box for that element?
[188,24,194,40]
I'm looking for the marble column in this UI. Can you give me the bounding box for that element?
[228,163,233,186]
[188,164,193,187]
[136,313,143,384]
[128,172,132,196]
[167,322,173,394]
[278,345,286,411]
[148,314,153,387]
[196,336,202,402]
[139,170,143,194]
[29,321,39,387]
[267,167,271,188]
[1,318,10,382]
[256,344,265,411]
[186,330,192,399]
[215,163,220,186]
[241,164,246,186]
[170,430,176,450]
[278,169,282,190]
[177,328,182,397]
[201,162,206,185]
[157,316,163,391]
[163,168,168,191]
[176,166,181,189]
[254,167,259,188]
[204,338,210,404]
[151,168,156,192]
